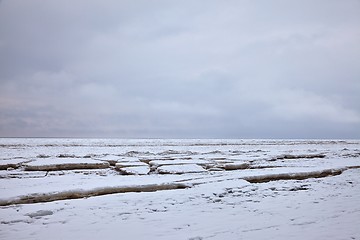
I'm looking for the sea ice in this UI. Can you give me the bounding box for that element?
[1,138,360,240]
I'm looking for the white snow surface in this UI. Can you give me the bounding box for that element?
[1,138,360,239]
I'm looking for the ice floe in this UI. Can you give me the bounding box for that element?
[23,158,110,171]
[115,161,148,168]
[149,159,212,168]
[116,166,151,175]
[220,162,250,170]
[156,164,207,174]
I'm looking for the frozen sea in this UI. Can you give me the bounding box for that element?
[1,138,360,239]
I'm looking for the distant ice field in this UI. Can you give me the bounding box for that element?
[1,139,360,239]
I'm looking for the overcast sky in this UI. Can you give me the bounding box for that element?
[0,0,360,138]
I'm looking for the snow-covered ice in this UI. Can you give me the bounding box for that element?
[0,159,29,170]
[157,164,207,174]
[116,166,151,175]
[1,138,360,239]
[23,158,110,171]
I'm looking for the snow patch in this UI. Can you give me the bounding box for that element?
[26,210,53,218]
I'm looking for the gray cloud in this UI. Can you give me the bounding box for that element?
[1,0,360,138]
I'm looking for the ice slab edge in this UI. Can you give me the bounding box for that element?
[1,167,357,206]
[0,182,190,206]
[243,168,345,183]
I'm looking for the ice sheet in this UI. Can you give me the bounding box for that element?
[1,138,360,239]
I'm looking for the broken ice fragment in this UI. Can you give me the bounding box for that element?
[157,164,206,174]
[117,166,150,175]
[23,158,110,171]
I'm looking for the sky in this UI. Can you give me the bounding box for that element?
[0,0,360,139]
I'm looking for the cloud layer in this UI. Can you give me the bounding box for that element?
[1,0,360,138]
